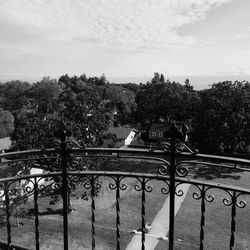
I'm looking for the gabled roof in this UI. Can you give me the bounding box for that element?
[107,127,136,140]
[149,123,171,131]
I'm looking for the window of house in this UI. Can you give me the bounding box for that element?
[159,132,162,137]
[152,132,156,137]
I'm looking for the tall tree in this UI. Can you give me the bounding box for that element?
[28,77,62,116]
[0,81,31,112]
[0,108,14,138]
[192,81,249,153]
[135,74,199,127]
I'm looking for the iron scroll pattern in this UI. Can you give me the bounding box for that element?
[149,141,197,154]
[66,172,170,250]
[0,169,249,249]
[174,179,248,250]
[0,173,62,249]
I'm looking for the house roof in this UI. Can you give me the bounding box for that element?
[149,123,171,131]
[107,127,135,140]
[149,123,187,131]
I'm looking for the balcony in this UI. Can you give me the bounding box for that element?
[0,134,250,250]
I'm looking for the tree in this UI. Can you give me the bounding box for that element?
[184,79,194,91]
[11,112,60,150]
[135,74,199,127]
[0,108,14,138]
[192,81,249,153]
[28,77,62,116]
[104,85,136,125]
[0,81,31,112]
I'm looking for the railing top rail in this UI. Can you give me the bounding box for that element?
[1,147,250,166]
[0,148,57,159]
[70,147,250,165]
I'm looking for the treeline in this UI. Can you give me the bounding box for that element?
[0,73,249,153]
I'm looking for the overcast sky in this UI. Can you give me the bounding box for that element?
[0,0,250,84]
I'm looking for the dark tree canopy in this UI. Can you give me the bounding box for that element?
[135,73,199,128]
[0,80,31,112]
[0,73,249,154]
[0,108,14,138]
[192,81,250,153]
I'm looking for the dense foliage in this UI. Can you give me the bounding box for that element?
[0,73,249,153]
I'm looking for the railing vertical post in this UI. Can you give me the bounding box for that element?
[56,122,71,250]
[4,182,11,250]
[61,128,69,250]
[34,177,40,250]
[169,124,178,250]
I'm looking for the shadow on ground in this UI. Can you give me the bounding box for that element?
[190,165,242,180]
[28,207,63,216]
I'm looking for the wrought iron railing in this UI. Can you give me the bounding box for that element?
[0,126,250,250]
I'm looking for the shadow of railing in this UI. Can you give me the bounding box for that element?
[0,145,250,250]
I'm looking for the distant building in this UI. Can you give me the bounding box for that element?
[107,126,138,147]
[149,123,171,141]
[149,123,189,142]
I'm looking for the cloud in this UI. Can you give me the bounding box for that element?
[0,0,233,50]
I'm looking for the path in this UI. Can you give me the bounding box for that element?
[126,183,190,250]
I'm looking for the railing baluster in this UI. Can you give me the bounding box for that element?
[91,175,96,250]
[34,177,39,250]
[230,191,236,250]
[116,177,121,250]
[169,125,177,250]
[141,177,146,250]
[199,186,205,250]
[4,182,11,249]
[60,126,69,250]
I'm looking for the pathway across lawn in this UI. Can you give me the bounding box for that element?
[126,183,190,250]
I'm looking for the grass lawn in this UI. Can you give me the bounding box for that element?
[0,158,169,249]
[0,158,250,249]
[155,166,250,250]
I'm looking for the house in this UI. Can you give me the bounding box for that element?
[148,123,189,142]
[107,126,138,147]
[148,123,171,141]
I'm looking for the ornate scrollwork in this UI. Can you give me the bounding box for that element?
[175,182,190,197]
[68,159,81,171]
[222,191,246,209]
[149,142,170,152]
[223,196,233,207]
[108,176,128,191]
[82,176,92,190]
[37,177,61,197]
[145,179,153,193]
[158,164,170,176]
[176,163,189,177]
[66,139,85,150]
[81,175,102,192]
[175,143,198,154]
[24,179,36,194]
[68,175,81,190]
[134,178,153,193]
[192,185,214,202]
[235,195,246,209]
[161,180,170,195]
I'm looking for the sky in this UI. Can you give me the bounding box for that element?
[0,0,250,88]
